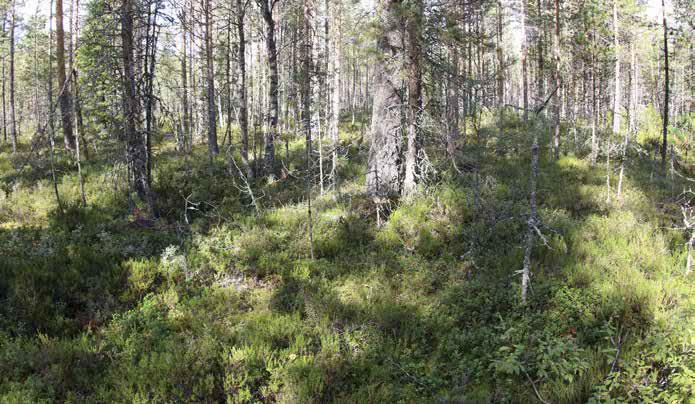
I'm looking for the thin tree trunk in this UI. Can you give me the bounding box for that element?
[446,44,460,157]
[9,0,16,154]
[237,0,251,179]
[328,0,341,190]
[69,0,87,206]
[496,0,504,139]
[260,0,278,176]
[1,16,6,146]
[590,28,598,165]
[521,0,529,123]
[48,0,63,214]
[205,0,218,157]
[56,0,75,152]
[660,0,669,168]
[303,0,315,259]
[552,0,560,159]
[181,4,190,153]
[536,0,545,107]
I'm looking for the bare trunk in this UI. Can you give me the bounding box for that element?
[122,0,156,215]
[303,0,315,259]
[328,0,342,190]
[660,0,668,168]
[552,0,560,159]
[56,0,75,152]
[205,0,218,157]
[446,45,460,157]
[403,0,423,197]
[521,0,529,123]
[367,0,404,199]
[260,0,278,176]
[181,5,190,152]
[236,0,251,179]
[496,0,504,138]
[9,0,16,154]
[48,0,63,213]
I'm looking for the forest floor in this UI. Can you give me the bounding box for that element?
[0,115,693,402]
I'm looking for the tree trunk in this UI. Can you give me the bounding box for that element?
[260,0,278,176]
[367,0,404,199]
[446,44,460,157]
[521,0,529,123]
[205,0,218,157]
[328,0,342,190]
[48,0,63,213]
[1,14,6,146]
[590,28,598,165]
[56,0,75,152]
[9,0,16,154]
[536,0,545,107]
[552,0,560,159]
[181,5,191,153]
[660,0,668,168]
[236,0,251,179]
[303,0,315,259]
[612,0,621,137]
[402,0,423,197]
[496,0,504,139]
[121,0,156,215]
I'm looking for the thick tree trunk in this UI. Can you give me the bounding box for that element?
[56,0,75,152]
[367,0,404,199]
[121,0,156,215]
[402,0,423,197]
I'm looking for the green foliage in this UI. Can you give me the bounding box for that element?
[1,114,693,403]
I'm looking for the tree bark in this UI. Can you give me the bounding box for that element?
[237,0,251,179]
[328,0,342,190]
[402,0,423,197]
[180,4,191,152]
[367,0,404,199]
[9,0,16,154]
[1,13,6,145]
[521,0,529,123]
[56,0,75,152]
[303,0,315,259]
[660,0,669,168]
[259,0,278,176]
[552,0,560,159]
[204,0,218,157]
[121,0,156,215]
